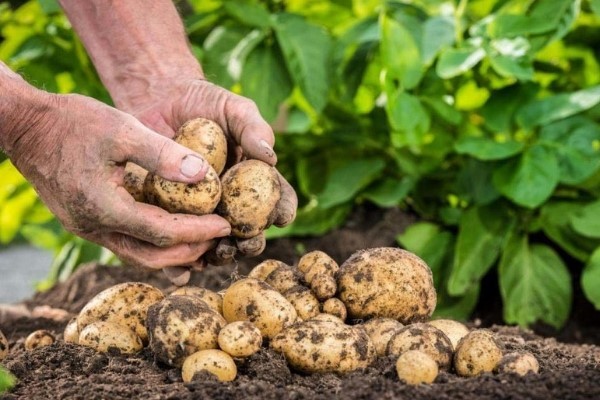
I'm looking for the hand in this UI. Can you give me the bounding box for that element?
[6,90,232,270]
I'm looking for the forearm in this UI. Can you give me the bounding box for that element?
[58,0,202,112]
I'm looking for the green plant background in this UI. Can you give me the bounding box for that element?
[1,0,599,330]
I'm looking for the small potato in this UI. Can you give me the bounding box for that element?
[309,313,345,325]
[63,317,79,344]
[218,321,262,358]
[271,319,376,374]
[146,295,227,367]
[387,323,453,370]
[24,330,55,350]
[362,318,404,357]
[247,259,289,281]
[0,329,8,360]
[298,250,339,281]
[222,278,297,339]
[322,298,347,321]
[454,329,503,377]
[284,286,320,321]
[123,162,148,202]
[78,282,164,343]
[182,349,237,383]
[310,274,337,301]
[496,351,539,376]
[171,286,223,315]
[338,248,436,323]
[427,319,470,350]
[79,321,143,354]
[218,160,281,238]
[396,350,438,385]
[265,265,303,294]
[175,118,228,174]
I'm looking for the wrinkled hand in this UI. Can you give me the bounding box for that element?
[8,92,233,270]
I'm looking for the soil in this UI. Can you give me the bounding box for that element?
[2,207,600,400]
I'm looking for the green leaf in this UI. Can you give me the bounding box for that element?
[387,90,431,150]
[202,26,248,87]
[362,176,415,207]
[455,136,524,161]
[37,0,61,14]
[421,16,455,66]
[227,29,266,81]
[499,233,572,328]
[222,1,271,28]
[493,144,559,208]
[571,200,600,239]
[421,96,463,126]
[317,158,386,208]
[20,224,62,250]
[0,366,16,394]
[397,222,454,280]
[582,247,600,309]
[380,13,422,89]
[240,44,293,122]
[456,159,501,206]
[274,13,332,112]
[434,284,480,321]
[436,47,485,79]
[489,54,534,81]
[447,204,515,296]
[0,186,39,243]
[455,80,490,110]
[592,0,600,16]
[516,85,600,129]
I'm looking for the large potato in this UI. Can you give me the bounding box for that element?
[77,282,164,343]
[337,247,436,323]
[271,319,376,374]
[387,323,453,370]
[175,118,228,174]
[217,160,281,238]
[222,278,297,339]
[0,329,8,360]
[146,295,227,367]
[454,329,503,377]
[79,321,143,354]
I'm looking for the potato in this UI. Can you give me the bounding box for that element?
[396,350,438,385]
[310,274,337,301]
[264,264,303,294]
[218,160,281,238]
[496,351,539,376]
[0,329,8,360]
[222,278,297,339]
[338,247,436,323]
[79,321,143,354]
[271,319,376,374]
[322,298,347,321]
[175,118,228,174]
[309,313,345,325]
[387,323,453,370]
[24,330,55,350]
[427,319,470,350]
[362,318,404,357]
[123,162,148,202]
[146,295,227,367]
[170,286,223,315]
[63,317,79,344]
[283,286,320,321]
[77,282,164,343]
[182,349,237,383]
[454,329,503,377]
[218,321,262,358]
[247,259,289,281]
[298,251,339,301]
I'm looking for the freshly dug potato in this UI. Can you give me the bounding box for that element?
[298,251,339,301]
[310,274,337,302]
[77,282,164,343]
[247,259,289,281]
[218,160,281,238]
[182,349,237,383]
[218,321,262,358]
[123,162,148,202]
[146,295,227,367]
[170,286,223,315]
[264,264,303,294]
[362,318,404,357]
[63,317,79,344]
[396,350,438,385]
[0,329,8,360]
[175,118,228,174]
[427,319,470,350]
[454,329,503,377]
[496,351,539,376]
[283,286,320,321]
[322,298,347,321]
[24,330,55,350]
[79,321,143,354]
[222,278,297,339]
[271,319,376,374]
[338,247,436,323]
[310,313,345,325]
[387,323,453,370]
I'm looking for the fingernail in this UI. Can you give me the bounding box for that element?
[219,225,231,237]
[181,155,205,178]
[259,140,275,158]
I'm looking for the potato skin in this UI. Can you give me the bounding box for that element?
[396,350,438,385]
[63,317,79,344]
[222,278,297,339]
[79,321,143,354]
[283,286,321,321]
[77,282,164,343]
[298,251,339,301]
[264,265,303,294]
[170,286,223,315]
[271,320,376,374]
[218,160,281,238]
[496,351,539,376]
[146,295,227,367]
[218,321,262,358]
[182,349,237,383]
[362,318,404,357]
[338,247,436,323]
[123,162,148,202]
[24,330,55,350]
[176,118,228,174]
[387,323,453,370]
[427,319,470,350]
[322,298,347,322]
[248,259,289,281]
[454,329,503,377]
[0,329,9,360]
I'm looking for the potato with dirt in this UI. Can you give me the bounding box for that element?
[218,321,262,358]
[427,319,470,350]
[63,317,79,344]
[321,298,347,321]
[79,321,143,354]
[387,323,453,370]
[454,329,503,377]
[217,159,281,238]
[496,351,539,376]
[24,330,55,350]
[170,286,223,315]
[298,250,339,301]
[182,349,237,382]
[283,286,321,321]
[337,247,436,323]
[271,318,376,374]
[362,318,404,357]
[0,329,8,360]
[146,295,227,367]
[396,350,439,385]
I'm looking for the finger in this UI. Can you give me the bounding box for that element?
[273,171,298,227]
[163,266,191,286]
[205,237,238,266]
[236,233,266,257]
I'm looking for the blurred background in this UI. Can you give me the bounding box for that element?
[1,0,599,331]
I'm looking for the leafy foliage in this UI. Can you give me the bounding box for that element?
[0,366,15,394]
[1,0,600,328]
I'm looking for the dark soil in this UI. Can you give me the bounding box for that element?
[2,207,600,399]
